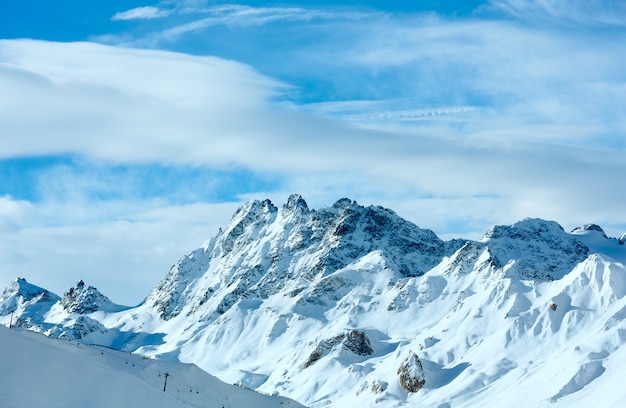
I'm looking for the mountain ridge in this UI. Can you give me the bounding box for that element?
[2,194,626,407]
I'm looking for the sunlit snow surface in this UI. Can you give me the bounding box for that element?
[2,198,626,407]
[0,326,303,408]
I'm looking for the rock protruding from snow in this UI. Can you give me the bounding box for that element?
[304,330,374,368]
[481,218,589,280]
[61,280,114,314]
[343,330,375,356]
[397,351,426,393]
[620,233,626,245]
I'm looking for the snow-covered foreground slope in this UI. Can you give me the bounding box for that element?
[2,195,626,407]
[0,325,303,408]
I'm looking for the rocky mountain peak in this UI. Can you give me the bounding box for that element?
[332,197,354,209]
[571,224,608,238]
[284,193,309,213]
[481,218,566,241]
[481,218,589,280]
[0,278,60,319]
[1,278,58,303]
[146,195,448,320]
[61,280,113,314]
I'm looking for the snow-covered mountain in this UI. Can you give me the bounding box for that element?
[2,194,626,407]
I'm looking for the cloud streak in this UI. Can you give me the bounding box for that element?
[112,6,172,21]
[159,4,365,43]
[486,0,626,26]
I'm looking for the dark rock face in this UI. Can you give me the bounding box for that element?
[304,330,374,368]
[397,351,426,393]
[343,330,375,356]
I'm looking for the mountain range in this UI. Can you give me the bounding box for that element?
[2,194,626,407]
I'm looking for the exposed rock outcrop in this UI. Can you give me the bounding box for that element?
[304,330,374,368]
[397,351,426,393]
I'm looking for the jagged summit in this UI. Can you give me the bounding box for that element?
[61,280,116,314]
[284,193,309,212]
[145,195,445,320]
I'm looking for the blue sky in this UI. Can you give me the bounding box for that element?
[1,1,625,304]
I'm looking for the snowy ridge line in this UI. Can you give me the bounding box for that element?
[2,196,626,407]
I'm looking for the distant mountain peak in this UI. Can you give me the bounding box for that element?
[332,197,354,209]
[61,280,114,314]
[571,223,608,238]
[0,277,59,307]
[480,218,589,280]
[0,278,60,322]
[284,193,309,212]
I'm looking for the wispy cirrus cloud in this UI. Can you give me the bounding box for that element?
[159,4,365,42]
[112,6,173,21]
[101,3,368,46]
[485,0,626,26]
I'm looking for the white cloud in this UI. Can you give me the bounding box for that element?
[111,6,172,21]
[0,195,35,230]
[1,35,625,302]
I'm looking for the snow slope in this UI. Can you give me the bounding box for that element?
[0,325,303,408]
[2,195,626,407]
